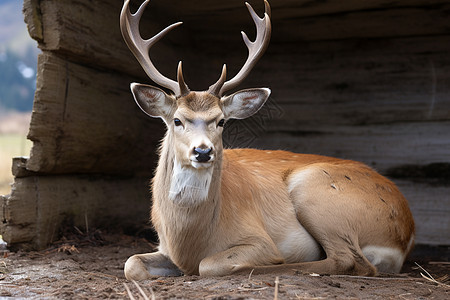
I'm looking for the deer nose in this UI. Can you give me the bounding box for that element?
[193,147,213,163]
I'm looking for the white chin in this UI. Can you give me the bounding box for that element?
[191,161,213,169]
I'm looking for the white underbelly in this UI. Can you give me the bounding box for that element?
[276,223,322,263]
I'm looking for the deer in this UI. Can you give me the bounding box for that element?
[120,0,415,280]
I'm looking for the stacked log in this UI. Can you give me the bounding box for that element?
[1,0,448,248]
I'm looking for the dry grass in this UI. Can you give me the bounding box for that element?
[0,112,32,195]
[0,134,32,195]
[124,281,156,300]
[415,262,450,288]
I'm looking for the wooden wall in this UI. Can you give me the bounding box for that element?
[1,0,448,248]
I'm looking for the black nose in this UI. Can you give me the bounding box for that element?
[194,147,212,162]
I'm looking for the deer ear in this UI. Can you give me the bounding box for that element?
[221,88,271,120]
[130,83,176,120]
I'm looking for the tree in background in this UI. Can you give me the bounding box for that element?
[0,0,39,112]
[0,49,36,112]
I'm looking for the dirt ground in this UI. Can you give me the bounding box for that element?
[0,230,448,299]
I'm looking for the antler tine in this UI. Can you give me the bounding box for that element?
[120,0,189,96]
[264,0,272,19]
[207,64,227,96]
[177,61,190,97]
[215,0,272,96]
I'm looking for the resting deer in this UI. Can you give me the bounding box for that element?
[120,0,415,280]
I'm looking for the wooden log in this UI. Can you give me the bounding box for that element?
[239,122,450,173]
[26,52,164,174]
[160,0,449,19]
[155,1,450,44]
[23,0,193,82]
[23,0,450,82]
[18,0,449,248]
[0,179,36,247]
[396,180,450,245]
[23,0,43,42]
[273,4,450,42]
[2,172,447,248]
[1,174,151,250]
[224,122,450,245]
[197,36,450,133]
[245,35,450,126]
[2,175,447,249]
[12,156,36,178]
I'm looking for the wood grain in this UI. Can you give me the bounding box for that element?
[1,174,150,249]
[10,0,449,247]
[27,53,163,174]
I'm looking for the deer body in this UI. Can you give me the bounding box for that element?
[153,146,325,276]
[120,1,414,280]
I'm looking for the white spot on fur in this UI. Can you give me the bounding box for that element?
[362,245,405,273]
[169,160,213,206]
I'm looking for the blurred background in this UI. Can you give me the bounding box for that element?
[0,0,38,194]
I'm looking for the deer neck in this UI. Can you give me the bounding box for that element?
[151,132,223,273]
[169,160,214,205]
[155,132,222,210]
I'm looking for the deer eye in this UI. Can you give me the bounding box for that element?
[174,118,183,127]
[217,119,225,127]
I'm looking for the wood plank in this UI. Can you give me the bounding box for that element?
[162,0,449,18]
[238,122,450,173]
[2,174,447,248]
[24,0,450,81]
[396,180,450,245]
[1,174,151,250]
[27,52,164,174]
[194,36,450,126]
[18,0,450,248]
[226,121,450,246]
[29,0,193,81]
[23,0,43,42]
[274,4,450,42]
[12,156,36,178]
[165,2,450,43]
[234,35,450,127]
[1,179,37,247]
[271,0,450,19]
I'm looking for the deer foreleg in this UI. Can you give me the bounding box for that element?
[124,251,183,280]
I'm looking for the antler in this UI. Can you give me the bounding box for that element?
[120,0,190,97]
[208,1,272,97]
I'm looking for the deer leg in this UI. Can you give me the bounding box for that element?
[199,239,285,276]
[234,237,377,276]
[124,251,183,280]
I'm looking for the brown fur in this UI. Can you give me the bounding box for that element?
[119,0,414,281]
[124,91,415,280]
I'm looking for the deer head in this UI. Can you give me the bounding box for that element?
[120,0,271,169]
